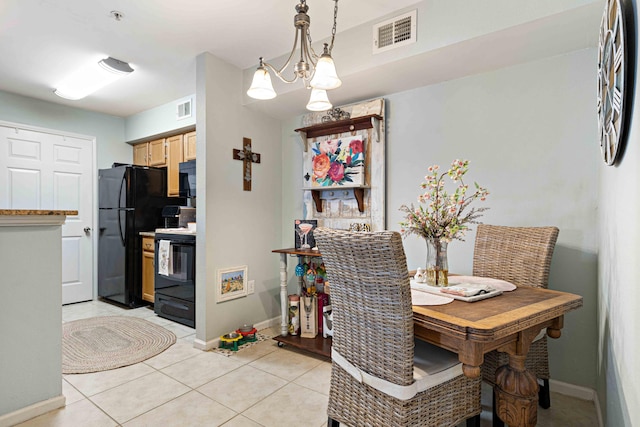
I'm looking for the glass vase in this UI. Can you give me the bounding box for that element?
[426,238,449,287]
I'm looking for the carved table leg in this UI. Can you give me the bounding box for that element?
[494,354,539,427]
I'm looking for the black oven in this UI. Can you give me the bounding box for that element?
[154,232,195,327]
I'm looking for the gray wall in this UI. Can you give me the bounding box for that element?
[597,0,640,424]
[385,49,598,388]
[0,225,62,416]
[195,52,283,344]
[282,48,599,389]
[0,90,129,169]
[125,94,196,142]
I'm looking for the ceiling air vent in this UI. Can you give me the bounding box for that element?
[176,99,192,120]
[373,10,417,54]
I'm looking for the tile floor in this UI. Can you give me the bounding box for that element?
[16,300,599,427]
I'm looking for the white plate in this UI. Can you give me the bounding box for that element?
[410,280,503,302]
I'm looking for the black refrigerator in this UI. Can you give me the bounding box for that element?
[98,164,177,307]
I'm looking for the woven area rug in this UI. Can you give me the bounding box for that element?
[211,332,271,357]
[63,316,176,374]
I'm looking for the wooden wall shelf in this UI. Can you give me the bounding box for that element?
[296,116,381,212]
[295,114,383,144]
[310,187,367,213]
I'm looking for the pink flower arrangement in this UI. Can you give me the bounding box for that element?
[399,159,489,242]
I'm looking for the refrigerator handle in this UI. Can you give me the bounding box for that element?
[118,210,126,246]
[117,170,127,246]
[118,171,127,209]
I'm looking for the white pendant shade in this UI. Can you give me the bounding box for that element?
[247,67,276,100]
[306,88,332,111]
[54,56,134,100]
[310,54,341,90]
[247,1,342,109]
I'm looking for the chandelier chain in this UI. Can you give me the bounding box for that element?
[306,0,339,57]
[329,0,338,52]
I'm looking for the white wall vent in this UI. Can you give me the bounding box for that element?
[176,99,192,120]
[373,10,417,54]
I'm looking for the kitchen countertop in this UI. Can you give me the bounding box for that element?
[0,209,78,216]
[0,209,78,226]
[139,228,197,237]
[155,227,196,235]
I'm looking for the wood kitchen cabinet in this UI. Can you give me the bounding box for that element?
[132,139,167,167]
[131,129,195,195]
[148,138,167,166]
[133,143,148,166]
[167,134,184,196]
[184,131,196,161]
[141,236,155,303]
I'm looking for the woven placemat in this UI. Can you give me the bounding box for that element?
[63,316,176,374]
[211,332,271,356]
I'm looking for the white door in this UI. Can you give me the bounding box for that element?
[0,123,94,304]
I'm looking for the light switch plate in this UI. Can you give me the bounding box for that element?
[248,280,255,294]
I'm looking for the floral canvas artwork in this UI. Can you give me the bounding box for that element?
[310,134,365,187]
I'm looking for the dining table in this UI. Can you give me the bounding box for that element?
[412,284,583,427]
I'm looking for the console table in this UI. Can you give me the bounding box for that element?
[272,247,331,358]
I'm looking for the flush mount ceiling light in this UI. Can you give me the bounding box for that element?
[247,0,342,112]
[54,56,134,100]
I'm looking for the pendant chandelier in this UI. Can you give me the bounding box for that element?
[247,0,342,112]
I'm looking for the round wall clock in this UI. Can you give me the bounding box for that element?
[597,0,633,166]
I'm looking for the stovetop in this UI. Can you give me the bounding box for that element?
[155,227,196,235]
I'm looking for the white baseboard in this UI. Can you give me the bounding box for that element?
[192,316,281,351]
[549,379,603,427]
[549,379,595,400]
[0,395,65,427]
[193,337,217,351]
[254,315,281,332]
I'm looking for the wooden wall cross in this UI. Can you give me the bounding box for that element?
[232,137,261,191]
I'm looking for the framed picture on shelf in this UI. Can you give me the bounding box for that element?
[295,219,317,249]
[217,266,248,302]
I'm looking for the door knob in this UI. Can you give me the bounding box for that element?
[84,227,91,233]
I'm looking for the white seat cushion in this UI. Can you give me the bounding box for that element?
[413,339,464,391]
[533,328,547,342]
[331,339,463,401]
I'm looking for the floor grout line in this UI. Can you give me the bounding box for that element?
[49,299,601,427]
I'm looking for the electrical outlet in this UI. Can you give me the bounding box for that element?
[248,280,255,294]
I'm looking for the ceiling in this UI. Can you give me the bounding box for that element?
[0,1,601,120]
[0,0,421,118]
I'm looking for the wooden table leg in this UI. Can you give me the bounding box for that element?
[493,324,550,427]
[494,354,539,426]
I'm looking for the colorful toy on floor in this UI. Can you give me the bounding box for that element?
[218,325,259,351]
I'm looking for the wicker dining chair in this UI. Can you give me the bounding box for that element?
[472,224,559,426]
[314,227,482,427]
